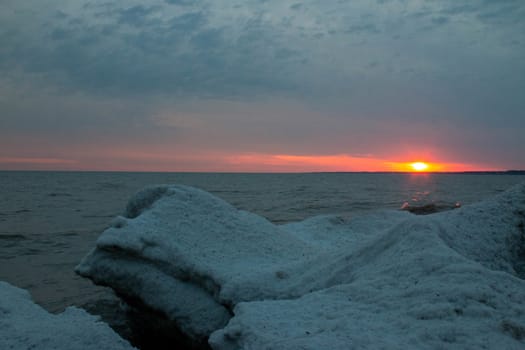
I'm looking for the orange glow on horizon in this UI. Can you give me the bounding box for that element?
[225,153,391,172]
[0,149,500,173]
[225,153,488,173]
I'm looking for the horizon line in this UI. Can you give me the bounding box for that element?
[1,169,524,175]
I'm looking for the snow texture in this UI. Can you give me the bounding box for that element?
[0,281,135,350]
[77,183,525,349]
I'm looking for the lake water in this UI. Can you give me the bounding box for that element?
[1,171,524,346]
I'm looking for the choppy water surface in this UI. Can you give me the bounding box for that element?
[0,171,524,342]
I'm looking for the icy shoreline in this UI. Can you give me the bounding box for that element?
[73,183,525,349]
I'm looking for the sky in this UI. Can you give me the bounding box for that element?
[1,0,524,172]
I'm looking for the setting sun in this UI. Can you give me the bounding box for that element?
[410,162,429,172]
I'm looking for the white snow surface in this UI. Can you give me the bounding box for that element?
[0,281,135,350]
[77,183,525,348]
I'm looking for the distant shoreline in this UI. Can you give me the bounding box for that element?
[1,170,525,175]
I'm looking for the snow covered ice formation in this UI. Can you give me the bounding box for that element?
[77,183,525,349]
[0,281,135,350]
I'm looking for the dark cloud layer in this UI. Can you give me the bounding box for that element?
[2,1,523,98]
[1,0,524,170]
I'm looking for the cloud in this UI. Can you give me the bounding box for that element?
[0,0,304,97]
[431,16,449,25]
[344,23,379,34]
[0,0,524,170]
[117,5,160,26]
[1,0,523,101]
[164,0,195,5]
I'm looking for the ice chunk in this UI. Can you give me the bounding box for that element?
[434,183,525,277]
[210,184,525,349]
[0,281,135,350]
[211,266,525,349]
[77,183,525,348]
[76,185,321,341]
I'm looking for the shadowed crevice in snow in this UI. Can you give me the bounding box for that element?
[119,296,213,350]
[401,202,461,215]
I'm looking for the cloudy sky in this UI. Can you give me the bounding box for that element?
[1,0,524,171]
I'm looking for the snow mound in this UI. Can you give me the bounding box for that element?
[77,185,322,341]
[0,281,135,350]
[77,183,525,348]
[211,218,525,349]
